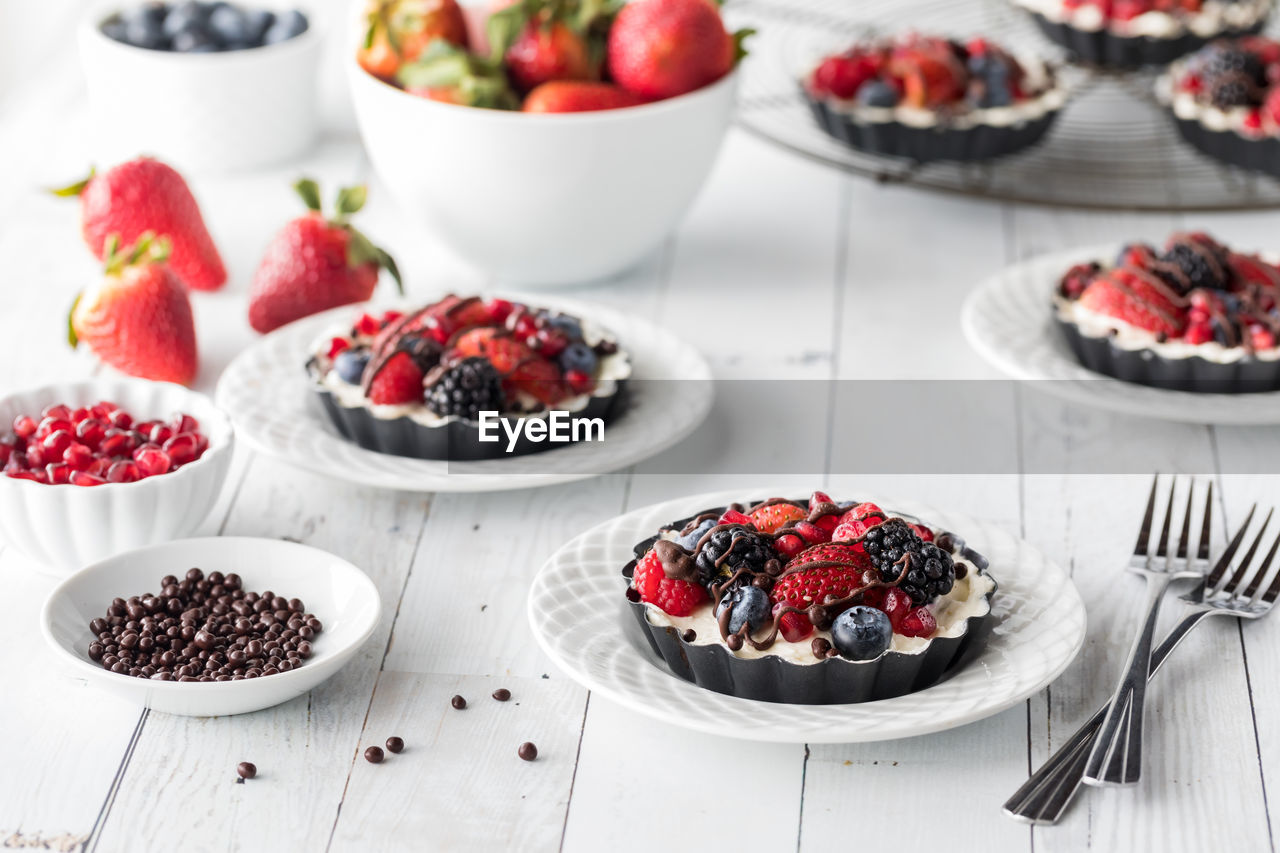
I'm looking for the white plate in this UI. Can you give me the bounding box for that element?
[42,536,381,717]
[215,295,713,492]
[961,244,1280,425]
[527,489,1086,743]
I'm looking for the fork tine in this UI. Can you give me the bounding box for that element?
[1207,504,1257,589]
[1198,482,1214,563]
[1175,482,1194,561]
[1134,475,1159,559]
[1245,523,1280,601]
[1220,509,1272,596]
[1156,477,1176,559]
[1260,531,1280,604]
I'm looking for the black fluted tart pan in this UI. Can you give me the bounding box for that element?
[622,504,997,705]
[1023,8,1265,68]
[1172,115,1280,179]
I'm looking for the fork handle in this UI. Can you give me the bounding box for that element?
[1003,608,1212,823]
[1082,573,1172,786]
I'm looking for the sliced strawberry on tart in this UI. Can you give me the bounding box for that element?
[1053,232,1280,392]
[623,492,997,704]
[306,295,631,460]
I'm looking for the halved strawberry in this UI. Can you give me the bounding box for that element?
[1077,270,1186,337]
[453,327,537,373]
[367,352,424,405]
[749,502,806,534]
[505,358,564,405]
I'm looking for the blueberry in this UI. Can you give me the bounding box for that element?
[976,78,1012,108]
[263,9,307,44]
[172,27,219,51]
[831,605,892,661]
[163,1,206,39]
[856,80,898,108]
[334,348,370,384]
[208,4,249,47]
[101,17,129,42]
[559,342,597,376]
[677,518,716,551]
[544,314,583,339]
[716,585,771,635]
[243,8,276,45]
[122,2,170,49]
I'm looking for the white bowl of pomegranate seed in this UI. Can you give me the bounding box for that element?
[0,378,234,574]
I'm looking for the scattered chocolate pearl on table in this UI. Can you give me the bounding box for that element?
[451,694,467,710]
[84,569,322,681]
[236,762,256,781]
[492,688,511,702]
[385,736,404,754]
[518,742,538,762]
[364,746,384,764]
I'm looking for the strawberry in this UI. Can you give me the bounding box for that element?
[786,542,872,572]
[748,502,806,534]
[1077,270,1186,337]
[505,20,593,93]
[358,0,469,81]
[793,520,830,545]
[522,80,644,112]
[606,0,751,100]
[770,563,865,614]
[55,157,226,292]
[505,357,564,404]
[69,234,198,386]
[453,327,537,373]
[367,352,425,405]
[248,179,401,334]
[633,548,707,616]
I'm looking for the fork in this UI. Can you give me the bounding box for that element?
[1005,502,1278,824]
[1081,476,1212,787]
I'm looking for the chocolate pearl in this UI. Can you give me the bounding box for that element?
[364,746,384,764]
[246,640,262,657]
[492,688,511,702]
[726,634,744,651]
[88,643,104,661]
[207,571,224,585]
[236,761,258,781]
[811,637,832,660]
[451,695,467,710]
[289,598,304,612]
[297,642,312,659]
[385,736,404,754]
[186,568,203,583]
[517,742,538,762]
[161,575,178,588]
[90,618,108,634]
[954,564,968,580]
[680,629,696,642]
[193,630,216,651]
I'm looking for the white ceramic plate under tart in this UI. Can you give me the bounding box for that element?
[42,536,381,716]
[528,489,1086,743]
[961,244,1280,425]
[216,294,713,492]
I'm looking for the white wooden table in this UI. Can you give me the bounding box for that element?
[2,3,1279,851]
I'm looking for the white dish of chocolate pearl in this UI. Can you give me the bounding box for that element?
[40,536,380,716]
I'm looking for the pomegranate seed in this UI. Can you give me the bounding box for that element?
[513,315,538,338]
[6,470,40,481]
[565,370,594,394]
[149,424,173,445]
[87,457,112,477]
[4,452,27,473]
[163,433,198,466]
[63,443,94,470]
[778,611,814,643]
[107,460,141,483]
[327,337,350,359]
[195,433,209,455]
[486,299,514,323]
[173,414,199,434]
[76,418,106,449]
[42,430,73,459]
[70,471,107,487]
[536,330,568,358]
[45,462,72,485]
[41,404,72,421]
[36,417,72,439]
[0,441,11,466]
[898,606,937,638]
[12,415,36,439]
[134,447,172,478]
[381,310,404,325]
[91,402,118,419]
[354,313,380,336]
[718,509,752,525]
[99,430,134,458]
[71,407,92,423]
[108,410,133,429]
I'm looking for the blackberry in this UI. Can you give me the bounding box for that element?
[1160,242,1228,292]
[861,519,956,606]
[424,357,504,421]
[1209,77,1256,109]
[694,526,780,586]
[1204,47,1263,84]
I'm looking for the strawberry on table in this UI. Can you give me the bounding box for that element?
[606,0,752,100]
[248,179,402,334]
[55,157,226,292]
[69,233,198,386]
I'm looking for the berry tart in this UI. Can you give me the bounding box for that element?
[306,295,631,460]
[623,492,997,704]
[803,34,1066,163]
[1161,37,1280,176]
[1013,0,1271,68]
[1054,232,1280,391]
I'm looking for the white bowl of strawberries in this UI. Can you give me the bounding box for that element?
[347,0,749,285]
[0,379,234,575]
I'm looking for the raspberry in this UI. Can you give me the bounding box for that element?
[774,533,805,558]
[899,607,937,638]
[811,55,877,99]
[633,549,707,616]
[814,514,839,533]
[838,501,884,526]
[832,522,860,542]
[367,352,424,406]
[748,502,806,534]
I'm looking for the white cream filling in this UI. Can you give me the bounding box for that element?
[812,55,1067,129]
[309,316,632,426]
[1014,0,1270,38]
[642,557,995,664]
[1055,292,1280,363]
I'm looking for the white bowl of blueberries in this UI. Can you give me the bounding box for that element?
[79,1,322,173]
